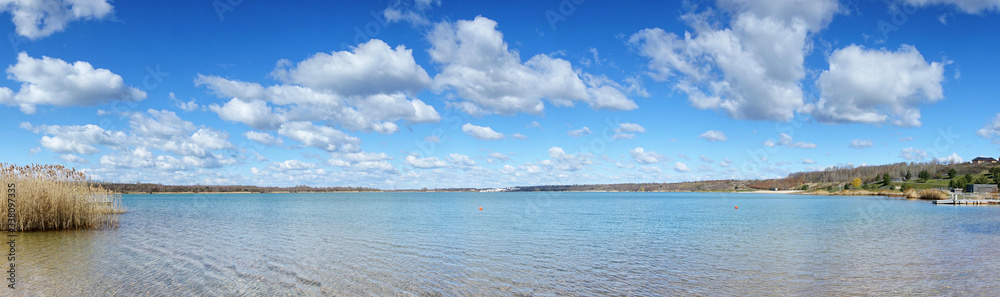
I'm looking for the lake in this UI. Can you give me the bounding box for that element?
[10,192,1000,296]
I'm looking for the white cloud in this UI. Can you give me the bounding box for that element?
[277,121,360,152]
[1,53,146,114]
[978,113,1000,142]
[616,123,645,133]
[850,139,874,149]
[900,147,928,161]
[699,130,727,142]
[424,135,442,143]
[567,127,592,137]
[268,160,316,171]
[700,156,714,163]
[244,131,282,146]
[128,109,195,139]
[802,158,816,164]
[674,162,691,172]
[271,39,431,96]
[99,147,185,171]
[446,153,476,167]
[772,133,816,148]
[629,0,839,121]
[462,123,505,140]
[0,0,114,39]
[937,153,964,164]
[640,166,662,174]
[177,99,199,112]
[546,147,593,171]
[162,128,232,158]
[428,16,636,115]
[58,154,88,164]
[327,151,397,174]
[528,121,542,129]
[488,152,510,163]
[811,45,945,127]
[383,0,440,26]
[209,98,282,130]
[21,122,127,155]
[630,147,663,164]
[512,133,527,140]
[405,155,447,169]
[611,133,635,140]
[904,0,1000,13]
[613,122,645,140]
[197,40,441,134]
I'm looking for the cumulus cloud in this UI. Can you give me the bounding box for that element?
[978,113,1000,143]
[405,155,447,169]
[488,152,510,163]
[59,154,88,164]
[21,122,127,155]
[428,16,636,115]
[802,158,817,164]
[630,147,663,164]
[900,147,928,161]
[937,152,964,164]
[446,153,476,167]
[208,98,282,130]
[1,52,146,114]
[545,147,593,171]
[462,123,505,140]
[328,151,397,174]
[268,160,317,171]
[850,139,874,149]
[0,0,114,39]
[904,0,1000,13]
[629,0,839,121]
[277,121,360,152]
[612,122,645,140]
[640,166,662,174]
[383,0,440,26]
[766,133,817,148]
[567,127,592,137]
[674,162,691,172]
[244,131,282,146]
[271,39,431,96]
[699,130,727,142]
[811,45,945,127]
[197,39,441,134]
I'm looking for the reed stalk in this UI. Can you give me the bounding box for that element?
[2,163,124,231]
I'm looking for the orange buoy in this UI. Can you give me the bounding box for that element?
[735,206,738,209]
[479,207,483,211]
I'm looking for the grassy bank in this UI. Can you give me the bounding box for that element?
[2,164,124,231]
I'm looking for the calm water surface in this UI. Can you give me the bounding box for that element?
[12,192,1000,296]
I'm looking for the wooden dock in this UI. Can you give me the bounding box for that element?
[933,193,1000,205]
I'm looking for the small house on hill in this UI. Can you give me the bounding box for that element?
[972,157,998,164]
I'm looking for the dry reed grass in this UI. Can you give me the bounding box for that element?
[917,189,950,200]
[2,163,124,231]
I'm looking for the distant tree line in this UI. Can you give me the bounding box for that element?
[99,182,380,194]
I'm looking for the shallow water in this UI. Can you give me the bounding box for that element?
[9,192,1000,296]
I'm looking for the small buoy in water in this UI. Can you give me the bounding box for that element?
[735,206,739,209]
[479,207,483,211]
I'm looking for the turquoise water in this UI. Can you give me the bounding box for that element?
[10,192,1000,295]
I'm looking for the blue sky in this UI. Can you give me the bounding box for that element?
[1,0,999,189]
